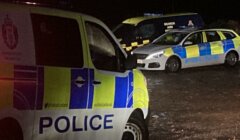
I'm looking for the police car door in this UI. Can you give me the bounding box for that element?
[84,21,133,140]
[183,32,206,67]
[204,31,224,64]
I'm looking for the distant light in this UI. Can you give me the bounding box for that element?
[25,1,37,5]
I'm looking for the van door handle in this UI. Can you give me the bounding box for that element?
[75,80,86,88]
[75,80,85,84]
[75,76,86,87]
[93,80,101,85]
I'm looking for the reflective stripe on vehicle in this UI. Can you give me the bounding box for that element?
[210,42,224,55]
[185,45,200,58]
[164,39,238,59]
[172,46,187,58]
[0,63,14,109]
[43,67,71,109]
[164,48,174,57]
[0,65,147,110]
[133,70,148,108]
[114,71,133,108]
[121,39,150,51]
[70,68,93,109]
[92,72,115,109]
[223,40,234,52]
[233,39,240,49]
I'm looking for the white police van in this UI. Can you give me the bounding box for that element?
[0,2,149,140]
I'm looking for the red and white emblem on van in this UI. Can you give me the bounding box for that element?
[2,15,18,50]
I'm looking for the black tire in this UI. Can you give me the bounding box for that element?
[225,52,238,67]
[122,112,149,140]
[0,118,23,140]
[165,57,181,72]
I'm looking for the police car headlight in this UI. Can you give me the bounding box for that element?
[146,50,164,59]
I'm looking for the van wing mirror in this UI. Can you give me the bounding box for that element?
[124,55,137,70]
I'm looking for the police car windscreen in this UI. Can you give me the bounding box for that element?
[153,32,189,45]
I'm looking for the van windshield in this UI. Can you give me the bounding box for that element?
[113,23,137,43]
[153,32,189,45]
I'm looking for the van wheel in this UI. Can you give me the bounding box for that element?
[0,118,23,140]
[165,57,181,72]
[122,112,148,140]
[225,52,238,67]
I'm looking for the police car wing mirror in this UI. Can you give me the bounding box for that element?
[184,41,193,46]
[124,54,137,70]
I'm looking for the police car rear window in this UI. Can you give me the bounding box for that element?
[222,31,236,40]
[31,14,83,68]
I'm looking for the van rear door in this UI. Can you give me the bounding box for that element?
[30,12,92,140]
[0,6,36,140]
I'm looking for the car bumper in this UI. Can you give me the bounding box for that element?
[136,57,168,70]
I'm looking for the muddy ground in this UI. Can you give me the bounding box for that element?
[143,64,240,140]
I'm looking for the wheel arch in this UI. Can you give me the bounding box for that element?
[0,117,21,126]
[0,117,24,140]
[165,55,182,70]
[129,108,144,119]
[122,108,149,140]
[225,49,239,60]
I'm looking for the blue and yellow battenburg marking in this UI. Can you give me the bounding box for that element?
[0,65,136,110]
[163,39,238,59]
[114,72,133,108]
[70,68,93,109]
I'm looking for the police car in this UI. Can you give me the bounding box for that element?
[113,13,204,52]
[132,28,240,72]
[0,2,149,140]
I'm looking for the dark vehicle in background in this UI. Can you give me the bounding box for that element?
[113,13,204,52]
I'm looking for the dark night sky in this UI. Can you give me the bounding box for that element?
[68,0,240,28]
[3,0,240,28]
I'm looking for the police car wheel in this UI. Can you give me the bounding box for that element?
[225,52,238,67]
[122,113,148,140]
[166,57,181,72]
[0,118,23,140]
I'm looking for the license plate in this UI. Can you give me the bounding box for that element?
[137,59,143,63]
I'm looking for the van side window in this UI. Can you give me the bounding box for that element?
[222,31,236,40]
[86,22,125,72]
[138,23,155,38]
[206,31,221,42]
[31,14,83,67]
[113,24,137,43]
